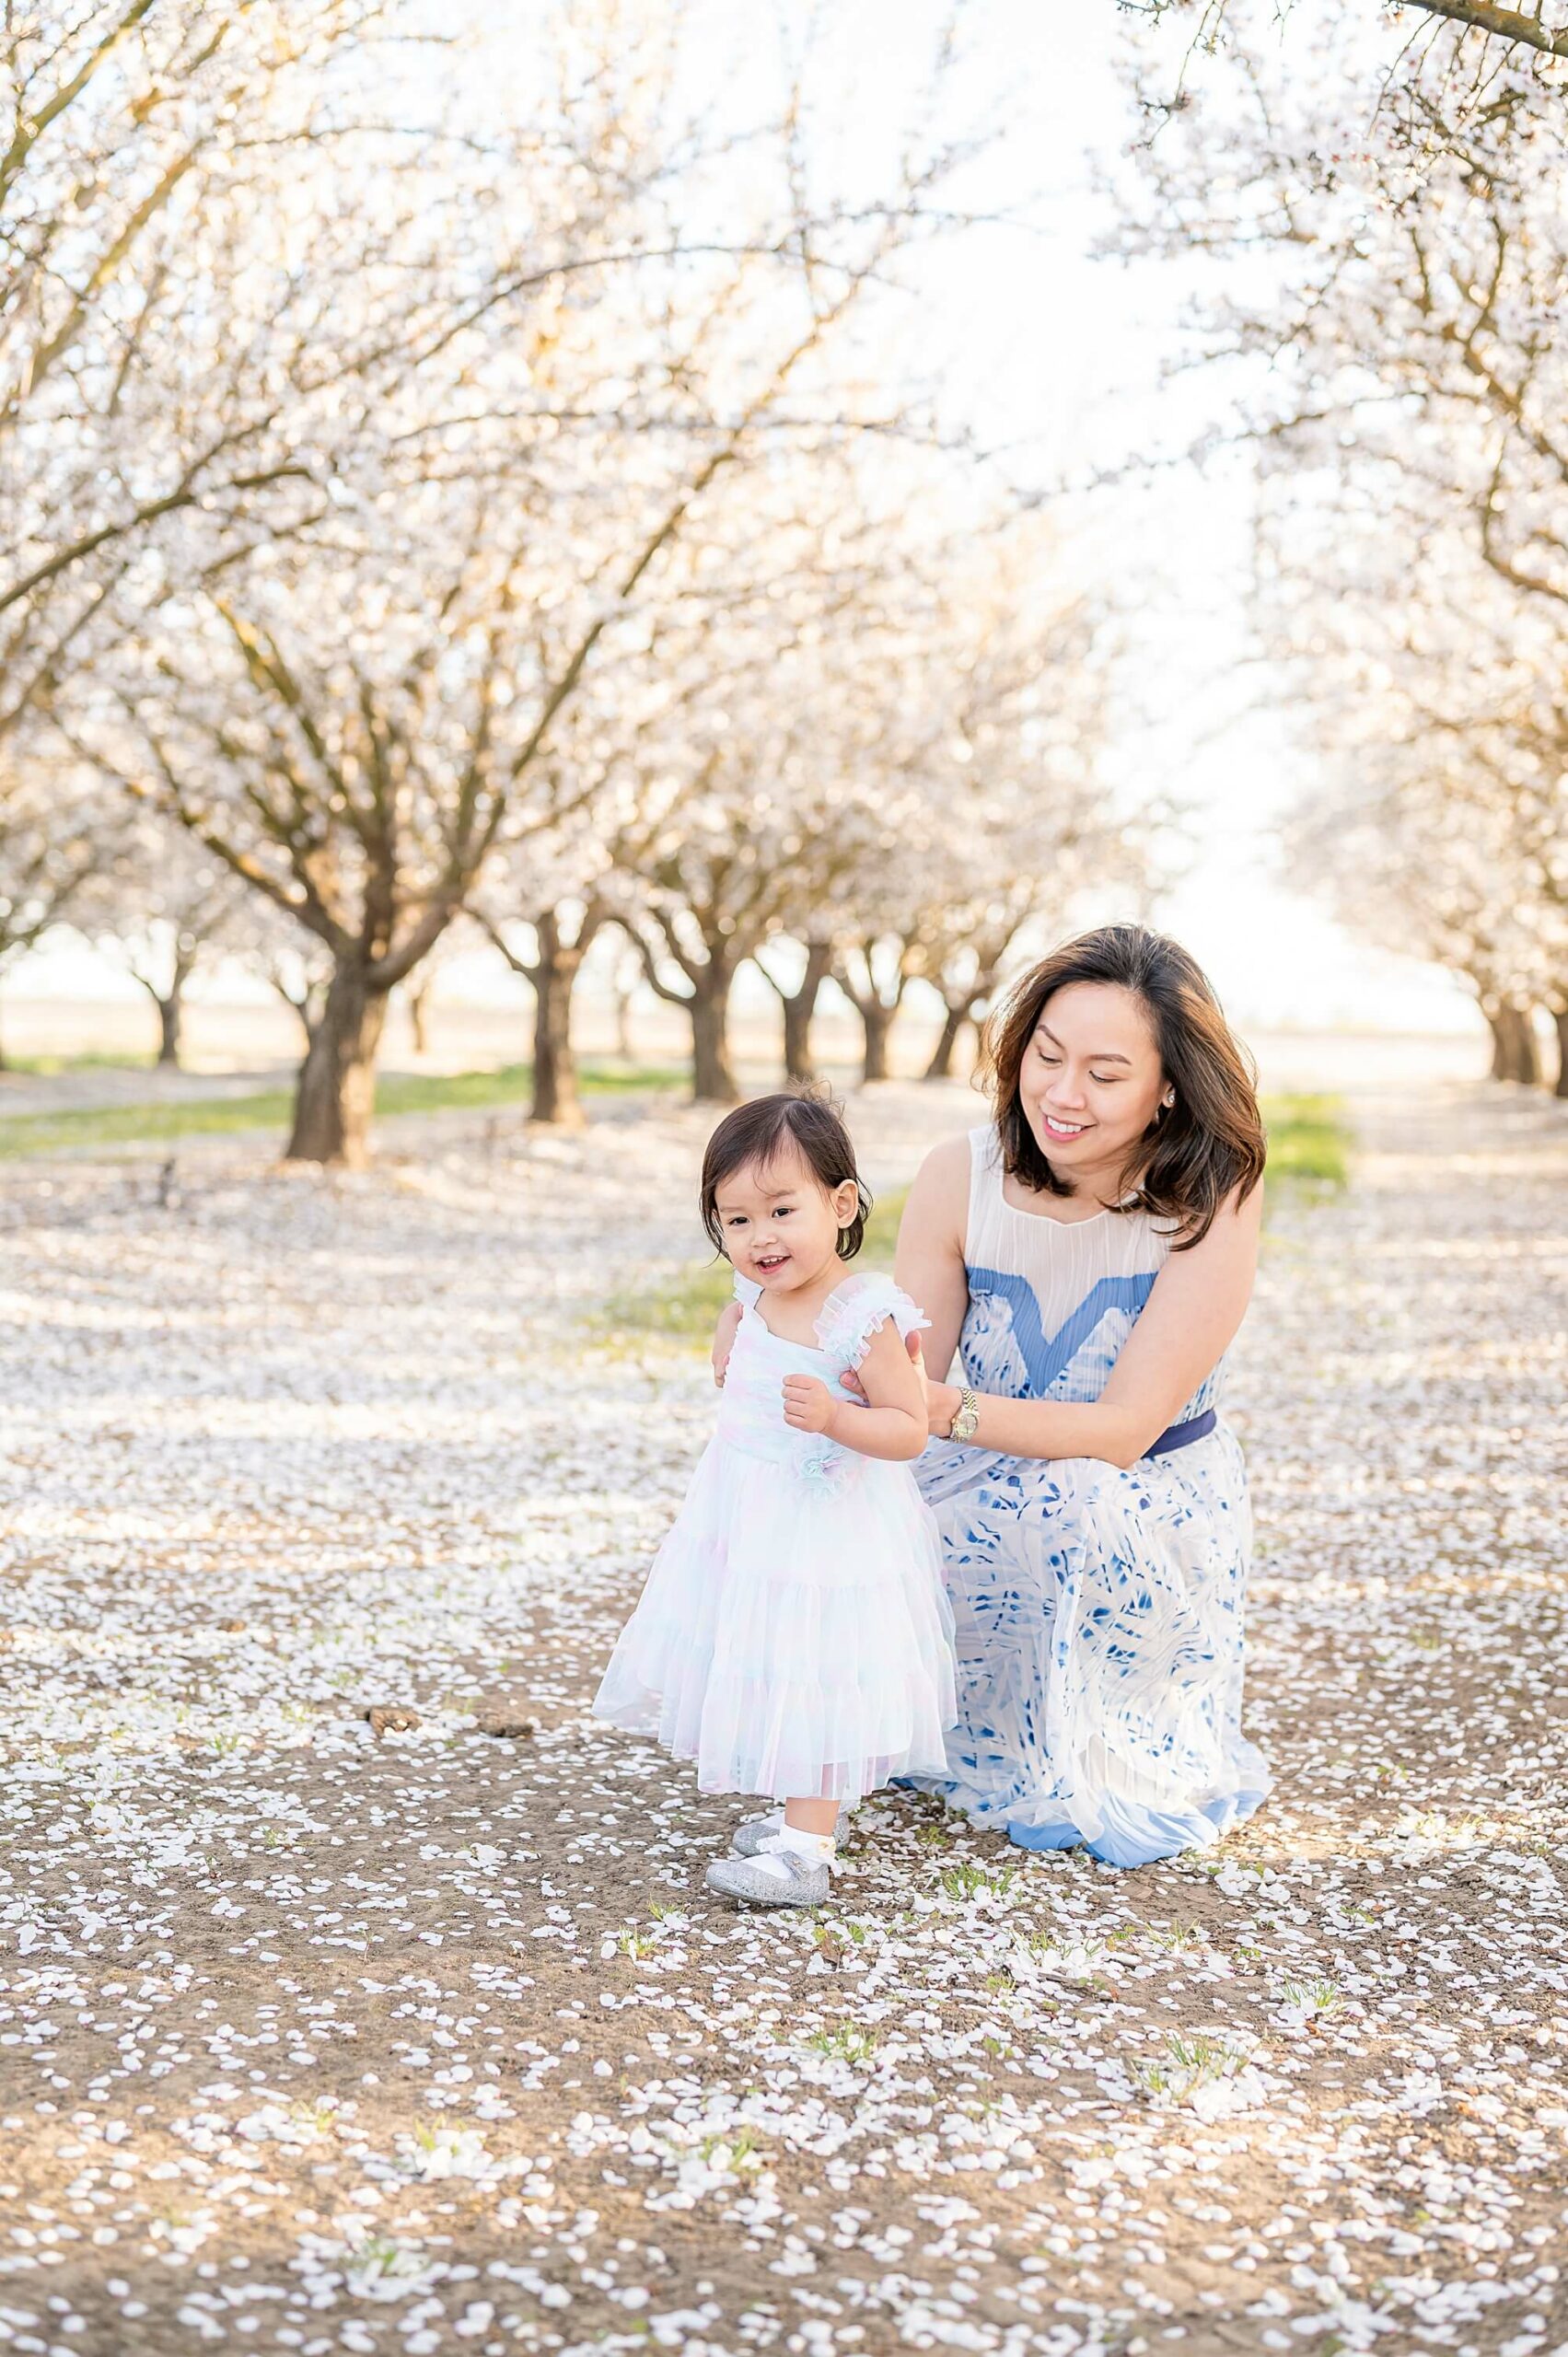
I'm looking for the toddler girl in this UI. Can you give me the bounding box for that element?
[593,1090,955,1907]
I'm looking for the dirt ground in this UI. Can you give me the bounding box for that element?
[1,1077,1564,2357]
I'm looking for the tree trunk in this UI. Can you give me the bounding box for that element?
[690,970,738,1103]
[1491,1001,1541,1086]
[285,959,389,1167]
[782,992,815,1086]
[860,999,897,1085]
[135,954,192,1069]
[407,980,433,1058]
[156,989,182,1068]
[271,976,319,1053]
[530,920,587,1127]
[779,939,834,1084]
[923,1003,968,1082]
[612,977,634,1062]
[1554,1004,1568,1100]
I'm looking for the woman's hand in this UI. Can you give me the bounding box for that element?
[842,1329,931,1411]
[782,1374,837,1434]
[924,1380,961,1439]
[842,1335,964,1437]
[712,1300,741,1389]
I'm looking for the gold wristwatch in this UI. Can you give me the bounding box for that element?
[948,1387,980,1444]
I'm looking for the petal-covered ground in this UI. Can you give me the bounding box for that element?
[1,1079,1564,2357]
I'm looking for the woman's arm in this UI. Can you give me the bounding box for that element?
[712,1299,742,1388]
[893,1136,971,1383]
[782,1317,928,1462]
[925,1181,1264,1469]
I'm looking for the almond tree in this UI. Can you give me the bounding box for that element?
[1272,505,1565,1081]
[68,2,981,1162]
[1116,0,1568,1079]
[1117,0,1568,595]
[400,931,473,1064]
[1122,0,1568,86]
[755,933,840,1085]
[612,755,843,1103]
[471,807,614,1128]
[0,766,119,1067]
[1,0,404,749]
[618,513,1123,1096]
[91,819,256,1068]
[1267,516,1568,1082]
[1290,755,1557,1083]
[832,552,1120,1084]
[606,483,940,1100]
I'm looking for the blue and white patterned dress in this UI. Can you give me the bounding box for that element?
[914,1125,1271,1868]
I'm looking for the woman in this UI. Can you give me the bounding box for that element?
[894,924,1272,1868]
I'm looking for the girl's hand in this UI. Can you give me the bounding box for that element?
[782,1374,837,1434]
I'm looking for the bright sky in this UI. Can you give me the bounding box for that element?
[22,0,1476,1039]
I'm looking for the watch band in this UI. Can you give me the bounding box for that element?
[948,1387,980,1444]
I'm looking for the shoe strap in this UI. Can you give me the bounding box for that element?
[772,1828,838,1871]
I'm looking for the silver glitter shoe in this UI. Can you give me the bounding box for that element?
[704,1849,832,1908]
[730,1805,850,1858]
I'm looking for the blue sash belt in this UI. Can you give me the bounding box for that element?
[1144,1408,1217,1459]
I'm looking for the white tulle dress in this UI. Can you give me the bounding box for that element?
[593,1269,957,1804]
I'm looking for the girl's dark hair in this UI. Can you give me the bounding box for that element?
[978,924,1266,1249]
[700,1087,871,1262]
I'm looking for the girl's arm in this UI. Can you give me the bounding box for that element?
[892,1135,970,1381]
[712,1299,742,1388]
[782,1318,928,1463]
[924,1181,1263,1469]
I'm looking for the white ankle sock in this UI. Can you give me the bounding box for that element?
[771,1825,836,1867]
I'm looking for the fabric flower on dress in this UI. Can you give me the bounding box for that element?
[797,1443,853,1495]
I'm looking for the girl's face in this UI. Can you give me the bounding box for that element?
[1018,981,1169,1190]
[714,1143,859,1294]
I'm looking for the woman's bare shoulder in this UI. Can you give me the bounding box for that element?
[904,1132,976,1222]
[914,1130,973,1183]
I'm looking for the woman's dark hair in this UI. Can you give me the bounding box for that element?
[700,1087,872,1262]
[978,924,1266,1249]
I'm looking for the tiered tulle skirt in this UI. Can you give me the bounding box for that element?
[593,1437,956,1803]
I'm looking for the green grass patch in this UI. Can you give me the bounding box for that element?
[1260,1092,1349,1193]
[0,1060,684,1159]
[0,1087,300,1157]
[598,1182,909,1345]
[0,1051,158,1075]
[374,1062,683,1116]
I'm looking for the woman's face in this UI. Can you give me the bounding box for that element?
[1018,981,1169,1189]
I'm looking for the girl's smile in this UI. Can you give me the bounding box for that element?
[714,1142,859,1297]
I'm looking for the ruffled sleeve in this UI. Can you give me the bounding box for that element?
[732,1269,763,1311]
[812,1271,930,1369]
